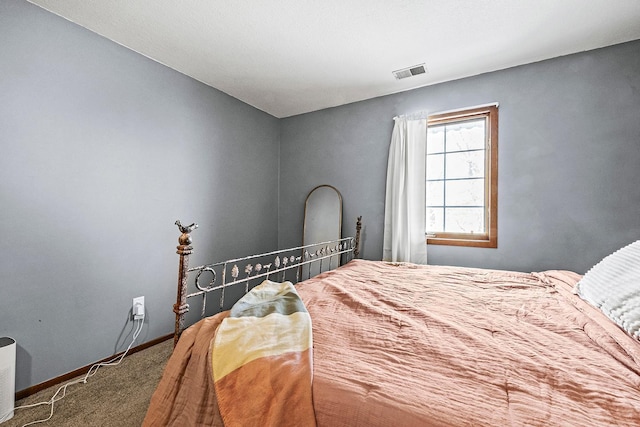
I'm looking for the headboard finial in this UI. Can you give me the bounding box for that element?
[175,220,198,246]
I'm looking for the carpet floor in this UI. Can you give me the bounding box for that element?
[4,338,173,427]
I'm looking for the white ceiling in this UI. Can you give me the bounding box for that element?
[27,0,640,118]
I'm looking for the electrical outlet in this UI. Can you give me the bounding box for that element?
[132,296,145,320]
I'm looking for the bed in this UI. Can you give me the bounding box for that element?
[144,219,640,426]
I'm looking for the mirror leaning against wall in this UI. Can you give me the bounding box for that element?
[301,185,343,278]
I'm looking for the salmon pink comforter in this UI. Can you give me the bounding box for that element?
[144,259,640,426]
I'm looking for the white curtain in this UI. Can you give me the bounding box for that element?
[382,116,428,264]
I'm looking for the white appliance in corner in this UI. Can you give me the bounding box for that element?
[0,337,15,423]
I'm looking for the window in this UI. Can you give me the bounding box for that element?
[426,105,498,248]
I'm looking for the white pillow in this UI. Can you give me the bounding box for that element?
[575,240,640,340]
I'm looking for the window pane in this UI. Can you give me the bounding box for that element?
[446,150,485,179]
[426,207,444,232]
[426,154,444,180]
[425,105,497,247]
[426,181,444,207]
[444,207,485,233]
[445,119,485,152]
[427,126,445,154]
[446,179,484,207]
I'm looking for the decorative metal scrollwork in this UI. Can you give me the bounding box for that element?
[194,267,217,291]
[174,215,361,348]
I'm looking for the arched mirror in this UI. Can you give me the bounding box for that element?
[301,185,343,278]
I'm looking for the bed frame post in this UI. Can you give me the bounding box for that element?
[354,216,362,258]
[173,220,198,347]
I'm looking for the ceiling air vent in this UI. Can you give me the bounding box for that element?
[393,63,427,80]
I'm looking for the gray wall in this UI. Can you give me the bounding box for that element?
[280,40,640,274]
[0,1,280,392]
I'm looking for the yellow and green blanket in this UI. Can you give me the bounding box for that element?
[211,280,316,427]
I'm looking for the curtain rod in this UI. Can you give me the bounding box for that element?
[393,111,429,121]
[394,102,499,121]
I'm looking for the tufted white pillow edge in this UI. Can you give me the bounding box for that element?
[574,240,640,340]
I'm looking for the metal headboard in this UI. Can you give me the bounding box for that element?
[172,216,362,346]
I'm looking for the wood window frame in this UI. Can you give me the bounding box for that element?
[426,105,498,248]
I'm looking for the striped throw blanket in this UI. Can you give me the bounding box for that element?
[210,280,316,427]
